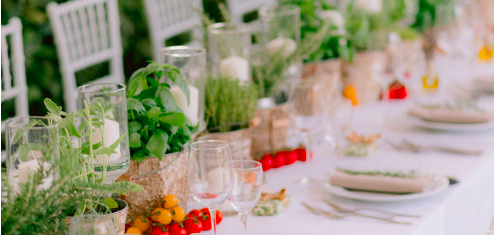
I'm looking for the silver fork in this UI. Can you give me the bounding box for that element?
[324,199,421,218]
[401,140,483,155]
[302,202,411,225]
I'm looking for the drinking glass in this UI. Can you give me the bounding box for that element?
[162,46,206,129]
[187,140,233,234]
[225,160,263,231]
[68,215,117,235]
[77,83,130,183]
[208,23,251,82]
[6,117,59,193]
[289,80,331,185]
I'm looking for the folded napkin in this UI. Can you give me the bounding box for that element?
[408,102,490,124]
[329,170,435,193]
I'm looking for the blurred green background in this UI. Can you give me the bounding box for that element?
[1,0,231,118]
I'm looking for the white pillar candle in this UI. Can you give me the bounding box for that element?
[92,119,121,163]
[219,56,250,82]
[266,37,297,58]
[17,150,52,190]
[170,85,200,125]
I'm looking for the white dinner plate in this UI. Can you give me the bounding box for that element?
[407,116,494,132]
[324,175,449,202]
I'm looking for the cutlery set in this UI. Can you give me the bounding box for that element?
[387,139,483,155]
[302,199,420,225]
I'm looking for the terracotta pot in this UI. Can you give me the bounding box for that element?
[118,151,188,218]
[198,128,252,160]
[65,198,128,234]
[343,51,387,104]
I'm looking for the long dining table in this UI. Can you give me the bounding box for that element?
[212,56,494,235]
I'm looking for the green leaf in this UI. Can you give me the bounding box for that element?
[66,114,81,138]
[146,130,169,159]
[147,106,162,121]
[129,133,141,148]
[127,71,149,97]
[44,98,62,114]
[157,86,176,111]
[128,121,143,133]
[166,70,190,104]
[159,112,185,126]
[13,120,39,145]
[108,134,125,151]
[131,149,147,162]
[92,147,116,156]
[127,98,146,114]
[141,98,157,108]
[111,181,145,193]
[104,198,118,209]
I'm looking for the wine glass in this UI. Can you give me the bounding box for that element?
[68,214,117,235]
[225,160,263,231]
[187,140,233,234]
[289,79,331,185]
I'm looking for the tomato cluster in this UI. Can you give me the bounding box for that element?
[126,194,223,235]
[259,148,310,171]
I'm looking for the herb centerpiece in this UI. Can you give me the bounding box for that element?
[121,62,195,217]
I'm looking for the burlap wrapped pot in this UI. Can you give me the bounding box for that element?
[343,51,387,104]
[198,128,252,160]
[302,59,342,116]
[250,99,290,159]
[118,151,188,218]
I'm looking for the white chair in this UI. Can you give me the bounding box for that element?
[48,0,124,112]
[143,0,203,62]
[226,0,276,24]
[1,17,29,131]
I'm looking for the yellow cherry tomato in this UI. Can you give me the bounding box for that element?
[162,194,178,209]
[171,206,186,222]
[150,207,163,222]
[126,227,142,235]
[158,209,173,225]
[132,215,151,232]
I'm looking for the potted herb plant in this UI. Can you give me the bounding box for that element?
[1,98,144,234]
[119,62,196,217]
[199,76,258,160]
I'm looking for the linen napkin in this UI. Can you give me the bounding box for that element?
[407,102,491,124]
[329,170,435,193]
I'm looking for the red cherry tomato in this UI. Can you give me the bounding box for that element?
[169,223,187,235]
[284,150,298,165]
[200,214,212,231]
[215,210,223,225]
[186,209,201,218]
[151,225,170,235]
[273,152,285,168]
[200,208,210,216]
[296,148,307,161]
[260,156,273,171]
[184,218,203,234]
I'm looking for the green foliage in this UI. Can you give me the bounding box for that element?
[253,22,329,98]
[127,62,196,161]
[412,0,454,32]
[205,77,258,132]
[280,0,351,62]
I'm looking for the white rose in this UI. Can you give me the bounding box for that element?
[355,0,382,14]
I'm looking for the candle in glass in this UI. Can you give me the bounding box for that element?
[162,46,206,127]
[208,23,251,82]
[77,83,130,183]
[6,117,59,192]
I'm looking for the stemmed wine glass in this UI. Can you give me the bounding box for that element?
[289,79,331,185]
[225,160,263,232]
[187,140,233,234]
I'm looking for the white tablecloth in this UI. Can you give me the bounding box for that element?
[208,57,494,235]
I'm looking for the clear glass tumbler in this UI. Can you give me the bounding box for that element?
[77,83,130,183]
[6,117,59,193]
[162,46,206,129]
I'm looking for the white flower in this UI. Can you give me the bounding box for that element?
[266,37,297,58]
[355,0,382,14]
[319,10,345,29]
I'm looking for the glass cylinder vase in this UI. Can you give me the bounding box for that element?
[162,46,206,129]
[6,117,59,193]
[208,23,252,82]
[77,83,130,183]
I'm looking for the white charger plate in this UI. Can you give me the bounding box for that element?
[324,175,449,202]
[408,116,494,132]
